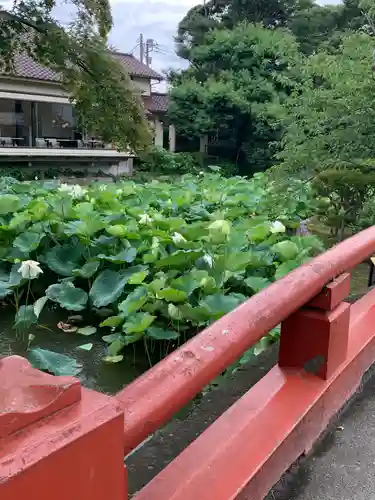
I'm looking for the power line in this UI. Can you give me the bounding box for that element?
[129,38,140,55]
[155,43,174,53]
[133,35,175,67]
[153,43,175,57]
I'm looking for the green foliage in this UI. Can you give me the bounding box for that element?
[170,22,302,174]
[289,0,366,55]
[175,0,315,60]
[289,4,344,55]
[138,148,202,176]
[173,0,372,175]
[0,167,112,181]
[14,305,38,330]
[225,0,309,28]
[77,326,97,336]
[0,173,322,360]
[46,282,88,311]
[175,1,225,60]
[176,0,367,60]
[313,166,375,239]
[27,347,82,376]
[273,241,299,261]
[279,34,375,176]
[90,270,130,308]
[0,0,151,152]
[356,194,375,231]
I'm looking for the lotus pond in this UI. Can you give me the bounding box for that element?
[0,172,323,382]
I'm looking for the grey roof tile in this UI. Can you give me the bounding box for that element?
[142,92,169,113]
[114,52,163,80]
[9,51,163,82]
[13,53,61,82]
[3,52,167,113]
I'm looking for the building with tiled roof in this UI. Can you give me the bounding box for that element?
[6,52,168,114]
[114,52,163,80]
[0,50,171,164]
[142,92,169,114]
[12,53,61,82]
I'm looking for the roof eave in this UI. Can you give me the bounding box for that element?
[0,74,61,85]
[131,72,164,81]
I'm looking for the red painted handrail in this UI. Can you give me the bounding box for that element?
[117,226,375,454]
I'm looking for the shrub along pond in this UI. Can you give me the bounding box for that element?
[0,172,323,382]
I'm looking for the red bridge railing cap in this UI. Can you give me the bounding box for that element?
[0,355,81,439]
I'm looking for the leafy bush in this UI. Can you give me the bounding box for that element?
[138,147,201,176]
[355,195,375,231]
[208,160,238,177]
[0,173,323,362]
[312,167,375,240]
[0,167,92,181]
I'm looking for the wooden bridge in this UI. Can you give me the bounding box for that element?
[2,227,375,499]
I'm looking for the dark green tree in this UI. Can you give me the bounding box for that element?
[339,0,366,32]
[176,0,316,60]
[288,4,344,55]
[176,1,227,60]
[176,0,368,60]
[169,22,301,174]
[289,0,368,55]
[0,0,152,152]
[278,34,375,176]
[223,0,313,28]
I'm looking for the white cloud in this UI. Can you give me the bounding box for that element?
[43,0,344,81]
[109,0,342,80]
[109,0,194,81]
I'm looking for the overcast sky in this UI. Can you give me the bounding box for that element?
[108,0,341,77]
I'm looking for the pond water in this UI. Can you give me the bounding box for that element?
[2,263,370,395]
[0,306,149,394]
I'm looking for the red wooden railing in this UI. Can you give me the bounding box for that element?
[3,226,375,500]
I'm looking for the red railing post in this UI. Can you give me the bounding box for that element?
[279,273,351,379]
[0,356,127,500]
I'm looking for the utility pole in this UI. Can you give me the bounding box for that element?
[138,34,155,67]
[139,33,144,64]
[145,38,154,67]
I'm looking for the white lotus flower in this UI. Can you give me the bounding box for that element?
[58,183,86,199]
[139,213,153,224]
[202,254,214,268]
[18,260,43,280]
[172,232,186,244]
[270,221,286,234]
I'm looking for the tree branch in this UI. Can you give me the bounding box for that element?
[0,9,95,77]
